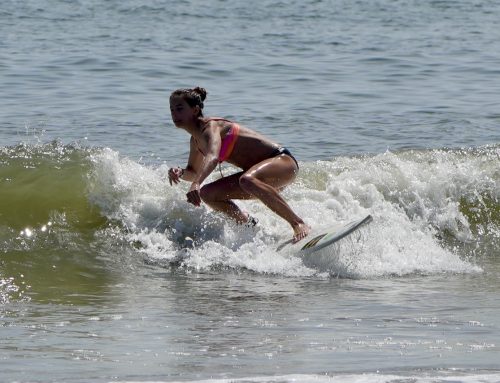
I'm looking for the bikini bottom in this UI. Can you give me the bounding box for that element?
[270,147,299,169]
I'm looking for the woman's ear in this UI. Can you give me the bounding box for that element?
[193,105,201,117]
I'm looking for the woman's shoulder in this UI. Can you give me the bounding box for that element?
[202,117,236,135]
[203,117,234,126]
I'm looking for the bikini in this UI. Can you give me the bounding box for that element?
[215,118,240,163]
[269,146,299,168]
[200,118,298,168]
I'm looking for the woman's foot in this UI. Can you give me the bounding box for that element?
[292,222,311,243]
[247,215,259,227]
[243,215,259,228]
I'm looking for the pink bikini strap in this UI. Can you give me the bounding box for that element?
[218,123,240,163]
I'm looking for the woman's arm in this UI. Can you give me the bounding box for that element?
[168,137,203,184]
[192,127,221,185]
[186,126,221,206]
[181,137,205,181]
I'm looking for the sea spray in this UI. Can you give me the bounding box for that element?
[87,146,493,276]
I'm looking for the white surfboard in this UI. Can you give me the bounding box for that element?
[277,215,373,254]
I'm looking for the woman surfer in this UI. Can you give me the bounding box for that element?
[168,87,310,243]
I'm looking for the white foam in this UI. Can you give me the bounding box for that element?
[116,372,500,383]
[88,148,488,278]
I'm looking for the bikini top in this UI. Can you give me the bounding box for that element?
[197,118,240,163]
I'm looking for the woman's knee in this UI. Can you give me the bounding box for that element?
[199,184,215,203]
[239,174,257,193]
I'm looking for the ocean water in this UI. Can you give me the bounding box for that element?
[1,1,500,382]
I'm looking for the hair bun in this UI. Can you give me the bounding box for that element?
[193,87,207,101]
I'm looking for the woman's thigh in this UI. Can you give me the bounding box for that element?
[201,155,298,201]
[200,171,254,201]
[242,155,298,189]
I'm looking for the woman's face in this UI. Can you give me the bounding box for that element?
[169,96,199,128]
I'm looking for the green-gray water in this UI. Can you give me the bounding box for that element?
[1,1,500,382]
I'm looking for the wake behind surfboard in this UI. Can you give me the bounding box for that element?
[277,215,373,255]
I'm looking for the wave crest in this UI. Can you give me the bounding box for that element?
[3,143,498,278]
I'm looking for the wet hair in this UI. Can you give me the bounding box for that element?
[170,87,207,116]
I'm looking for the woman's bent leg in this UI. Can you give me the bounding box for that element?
[238,155,310,242]
[199,155,310,242]
[199,172,253,223]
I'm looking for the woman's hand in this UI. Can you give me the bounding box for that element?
[186,182,201,207]
[168,167,184,185]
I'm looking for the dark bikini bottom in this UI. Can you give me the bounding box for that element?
[270,147,299,169]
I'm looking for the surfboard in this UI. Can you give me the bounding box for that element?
[277,215,373,254]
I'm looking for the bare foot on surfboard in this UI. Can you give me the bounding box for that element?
[292,222,311,243]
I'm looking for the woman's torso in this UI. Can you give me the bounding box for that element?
[199,118,280,170]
